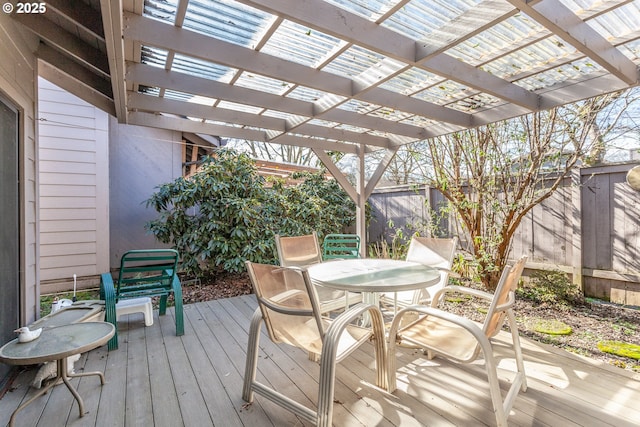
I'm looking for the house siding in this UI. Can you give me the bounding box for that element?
[0,12,39,325]
[38,78,109,282]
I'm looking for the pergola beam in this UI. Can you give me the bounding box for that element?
[100,0,128,122]
[507,0,638,85]
[45,0,105,42]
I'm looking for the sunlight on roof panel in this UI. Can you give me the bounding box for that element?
[322,45,388,78]
[262,110,309,122]
[172,53,237,82]
[182,0,273,48]
[380,67,443,95]
[143,0,178,22]
[447,93,503,113]
[141,46,168,68]
[480,36,579,80]
[333,123,370,133]
[287,86,333,103]
[322,0,400,21]
[514,58,604,91]
[261,20,343,68]
[203,119,244,128]
[584,2,640,39]
[307,119,340,127]
[187,95,217,106]
[164,89,197,102]
[447,15,545,66]
[234,72,293,95]
[413,80,470,105]
[383,0,482,41]
[338,99,380,114]
[218,100,264,114]
[367,107,412,122]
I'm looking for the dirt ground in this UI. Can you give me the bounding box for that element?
[181,271,640,373]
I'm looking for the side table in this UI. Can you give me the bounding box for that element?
[0,322,115,427]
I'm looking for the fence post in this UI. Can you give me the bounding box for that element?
[571,168,583,291]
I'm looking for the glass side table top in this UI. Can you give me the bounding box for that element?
[0,322,115,365]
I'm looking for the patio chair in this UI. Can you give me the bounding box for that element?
[387,256,528,427]
[100,249,184,350]
[243,261,388,427]
[322,233,361,259]
[380,236,457,312]
[275,233,362,314]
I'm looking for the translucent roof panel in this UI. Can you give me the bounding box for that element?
[217,100,265,114]
[286,86,334,103]
[322,45,389,78]
[413,80,471,105]
[399,115,438,128]
[164,89,199,102]
[620,39,640,62]
[172,53,237,82]
[447,93,503,113]
[143,0,178,23]
[307,119,340,128]
[260,20,344,68]
[262,110,309,122]
[182,0,273,48]
[582,2,640,39]
[333,123,370,133]
[383,0,482,41]
[338,99,380,114]
[321,0,401,22]
[380,67,444,95]
[480,36,580,80]
[141,46,169,69]
[234,72,294,95]
[367,107,412,122]
[515,58,606,91]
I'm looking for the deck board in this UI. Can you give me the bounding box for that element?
[1,294,639,426]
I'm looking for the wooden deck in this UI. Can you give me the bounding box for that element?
[1,295,639,426]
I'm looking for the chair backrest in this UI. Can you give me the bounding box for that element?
[275,232,322,267]
[406,237,457,269]
[245,261,325,354]
[483,256,527,338]
[322,234,361,260]
[116,249,179,296]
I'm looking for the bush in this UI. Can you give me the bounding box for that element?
[146,149,355,275]
[516,269,583,309]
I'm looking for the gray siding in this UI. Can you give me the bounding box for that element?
[38,78,110,281]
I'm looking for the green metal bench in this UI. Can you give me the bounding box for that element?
[322,234,361,260]
[100,249,184,350]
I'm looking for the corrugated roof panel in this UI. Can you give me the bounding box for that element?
[399,115,438,128]
[412,80,470,105]
[367,107,412,122]
[447,15,545,66]
[338,99,380,114]
[286,86,334,103]
[172,53,237,82]
[333,123,370,133]
[321,0,398,21]
[217,100,265,114]
[380,67,444,95]
[620,38,640,61]
[143,0,178,22]
[203,119,244,128]
[182,0,273,48]
[382,0,482,41]
[187,95,217,106]
[234,72,294,95]
[164,89,197,102]
[480,36,579,80]
[260,20,343,68]
[321,45,387,78]
[262,110,309,122]
[514,58,605,91]
[583,2,640,39]
[447,93,503,113]
[141,46,168,68]
[307,119,340,127]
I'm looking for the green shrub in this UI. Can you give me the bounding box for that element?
[146,149,355,275]
[516,269,583,309]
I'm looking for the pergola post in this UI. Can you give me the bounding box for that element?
[356,146,367,257]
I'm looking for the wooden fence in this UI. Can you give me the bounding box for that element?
[368,163,640,305]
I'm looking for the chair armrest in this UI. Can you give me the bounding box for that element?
[100,272,116,303]
[431,285,494,307]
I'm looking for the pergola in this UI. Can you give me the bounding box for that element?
[13,0,640,245]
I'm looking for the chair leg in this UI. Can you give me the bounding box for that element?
[242,309,263,402]
[159,295,168,315]
[508,310,527,392]
[172,278,184,336]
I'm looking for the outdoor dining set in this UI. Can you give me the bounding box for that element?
[244,232,528,427]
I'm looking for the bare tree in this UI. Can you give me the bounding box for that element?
[230,139,321,166]
[416,92,631,289]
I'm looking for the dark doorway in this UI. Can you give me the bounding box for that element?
[0,93,20,385]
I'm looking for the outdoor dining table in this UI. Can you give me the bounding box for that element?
[307,258,441,322]
[0,322,115,427]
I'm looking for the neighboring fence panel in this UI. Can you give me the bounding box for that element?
[369,163,640,305]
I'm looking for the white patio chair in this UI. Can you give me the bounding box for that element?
[388,256,528,427]
[243,261,388,427]
[380,236,457,312]
[275,232,362,314]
